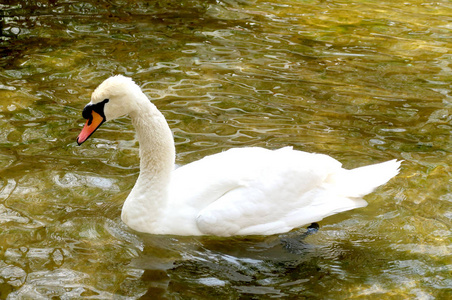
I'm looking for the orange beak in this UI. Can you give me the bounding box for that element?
[77,110,105,145]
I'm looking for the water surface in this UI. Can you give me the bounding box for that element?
[0,0,451,298]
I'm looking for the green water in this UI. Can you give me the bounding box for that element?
[0,0,451,298]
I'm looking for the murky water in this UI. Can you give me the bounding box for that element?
[0,0,451,298]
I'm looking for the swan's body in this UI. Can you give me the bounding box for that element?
[77,75,401,236]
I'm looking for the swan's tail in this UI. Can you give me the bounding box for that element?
[285,159,401,231]
[328,159,402,198]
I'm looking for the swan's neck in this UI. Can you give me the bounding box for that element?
[121,95,175,233]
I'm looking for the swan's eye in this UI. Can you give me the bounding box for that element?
[82,105,93,120]
[82,99,110,121]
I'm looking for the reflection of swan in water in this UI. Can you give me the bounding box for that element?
[77,75,401,237]
[134,225,336,298]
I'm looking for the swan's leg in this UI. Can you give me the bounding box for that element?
[280,223,319,254]
[306,222,320,235]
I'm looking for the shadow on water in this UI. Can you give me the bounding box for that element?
[132,224,376,299]
[0,0,229,68]
[135,225,323,299]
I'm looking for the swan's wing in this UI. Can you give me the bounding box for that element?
[179,147,344,236]
[195,172,332,236]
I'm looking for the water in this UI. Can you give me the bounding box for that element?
[0,0,451,298]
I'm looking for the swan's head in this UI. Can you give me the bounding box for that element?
[77,75,142,145]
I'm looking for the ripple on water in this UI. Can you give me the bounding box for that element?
[53,172,119,191]
[0,0,451,299]
[6,269,130,299]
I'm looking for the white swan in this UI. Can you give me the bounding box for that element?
[77,75,401,236]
